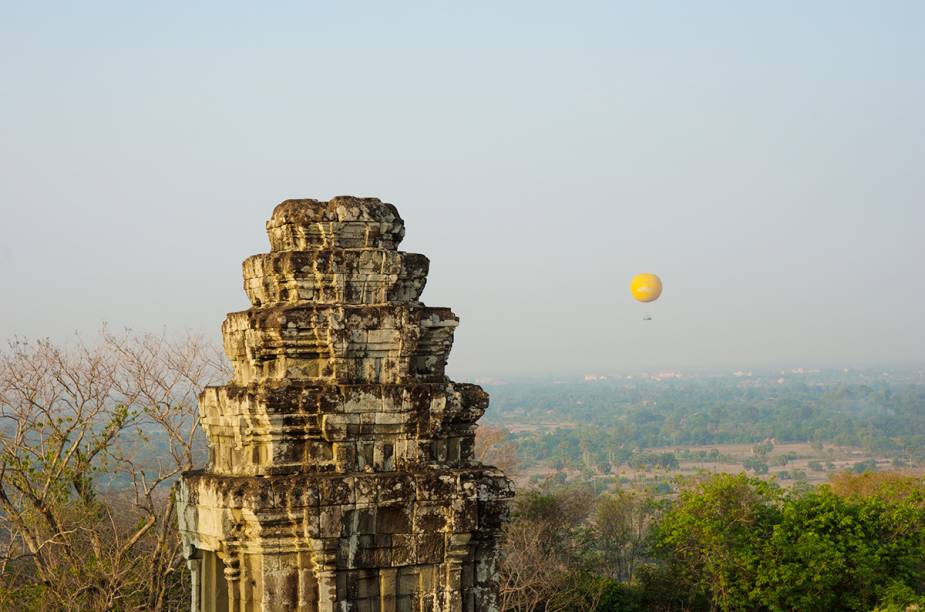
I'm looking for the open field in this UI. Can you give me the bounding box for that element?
[514,441,921,491]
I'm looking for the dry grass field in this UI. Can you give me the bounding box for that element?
[516,441,918,491]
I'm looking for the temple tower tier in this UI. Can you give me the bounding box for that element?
[178,197,512,612]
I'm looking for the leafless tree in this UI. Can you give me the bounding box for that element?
[592,490,656,583]
[0,330,227,611]
[498,484,607,612]
[498,519,570,612]
[475,425,519,476]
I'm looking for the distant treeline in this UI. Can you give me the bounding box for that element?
[483,379,925,468]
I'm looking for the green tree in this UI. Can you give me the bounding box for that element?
[743,457,769,474]
[653,474,781,611]
[754,489,925,611]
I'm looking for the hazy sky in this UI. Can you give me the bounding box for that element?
[1,2,923,376]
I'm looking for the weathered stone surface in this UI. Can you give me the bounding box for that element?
[222,304,458,386]
[198,382,486,476]
[266,197,405,252]
[243,251,429,307]
[178,197,511,611]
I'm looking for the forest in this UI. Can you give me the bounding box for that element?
[482,375,925,475]
[496,470,925,611]
[477,374,925,610]
[1,335,924,610]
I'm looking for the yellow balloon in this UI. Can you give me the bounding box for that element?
[630,273,662,303]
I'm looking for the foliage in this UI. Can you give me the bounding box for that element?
[0,332,226,611]
[501,471,925,611]
[592,490,658,582]
[753,489,925,611]
[485,378,925,472]
[853,458,880,473]
[3,336,924,611]
[829,471,925,503]
[652,474,781,610]
[742,457,769,474]
[872,582,925,611]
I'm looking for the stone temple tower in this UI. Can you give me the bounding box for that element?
[178,197,512,612]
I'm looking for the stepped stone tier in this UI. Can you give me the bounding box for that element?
[178,197,512,612]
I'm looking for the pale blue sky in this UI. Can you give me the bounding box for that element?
[1,2,923,375]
